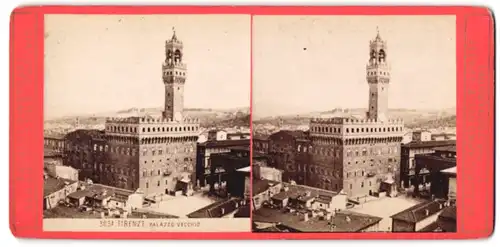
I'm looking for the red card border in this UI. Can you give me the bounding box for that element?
[9,6,495,240]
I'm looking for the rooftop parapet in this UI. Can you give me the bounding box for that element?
[105,116,200,125]
[310,117,404,125]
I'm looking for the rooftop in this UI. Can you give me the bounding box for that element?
[280,182,339,201]
[66,129,106,140]
[44,133,66,139]
[390,199,447,223]
[198,139,250,148]
[252,207,382,232]
[402,140,456,149]
[270,130,308,140]
[44,176,78,197]
[67,183,136,202]
[252,179,281,196]
[433,146,457,153]
[186,198,244,218]
[253,134,269,140]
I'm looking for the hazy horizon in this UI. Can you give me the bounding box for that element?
[44,15,251,120]
[252,16,457,118]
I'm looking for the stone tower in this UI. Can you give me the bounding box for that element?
[366,28,390,122]
[162,27,187,122]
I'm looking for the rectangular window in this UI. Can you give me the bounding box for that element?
[361,182,364,188]
[146,182,149,189]
[157,181,160,187]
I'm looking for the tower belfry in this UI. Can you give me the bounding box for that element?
[366,27,390,122]
[162,27,187,122]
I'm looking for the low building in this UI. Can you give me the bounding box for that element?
[390,199,448,232]
[431,133,456,141]
[400,140,456,188]
[227,131,250,140]
[253,163,283,182]
[412,130,432,142]
[66,183,144,212]
[186,198,249,218]
[207,129,228,141]
[43,174,78,210]
[252,179,282,210]
[253,134,270,154]
[441,166,456,203]
[413,146,457,198]
[207,147,251,198]
[195,139,250,187]
[236,166,251,200]
[44,134,66,153]
[44,163,79,181]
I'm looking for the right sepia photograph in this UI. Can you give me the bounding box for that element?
[251,15,457,233]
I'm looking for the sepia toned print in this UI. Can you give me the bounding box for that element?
[43,14,251,232]
[251,16,457,233]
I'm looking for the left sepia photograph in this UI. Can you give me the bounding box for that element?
[43,14,251,232]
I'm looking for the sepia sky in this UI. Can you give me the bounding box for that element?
[252,15,457,118]
[44,15,251,120]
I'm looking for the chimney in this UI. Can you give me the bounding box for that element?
[283,186,289,192]
[221,208,225,215]
[425,209,430,216]
[303,213,309,222]
[305,191,312,197]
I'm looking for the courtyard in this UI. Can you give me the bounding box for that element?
[349,196,425,231]
[146,193,219,218]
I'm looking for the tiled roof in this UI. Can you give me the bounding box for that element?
[391,199,447,223]
[402,140,456,149]
[44,176,77,197]
[252,207,382,232]
[186,198,243,218]
[67,183,135,202]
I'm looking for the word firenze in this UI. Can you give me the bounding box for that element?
[99,219,201,228]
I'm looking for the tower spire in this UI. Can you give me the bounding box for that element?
[171,26,177,41]
[375,26,381,41]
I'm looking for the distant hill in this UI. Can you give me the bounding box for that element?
[253,108,456,129]
[44,107,250,131]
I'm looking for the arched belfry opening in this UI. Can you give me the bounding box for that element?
[174,49,182,64]
[167,50,173,64]
[378,49,386,63]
